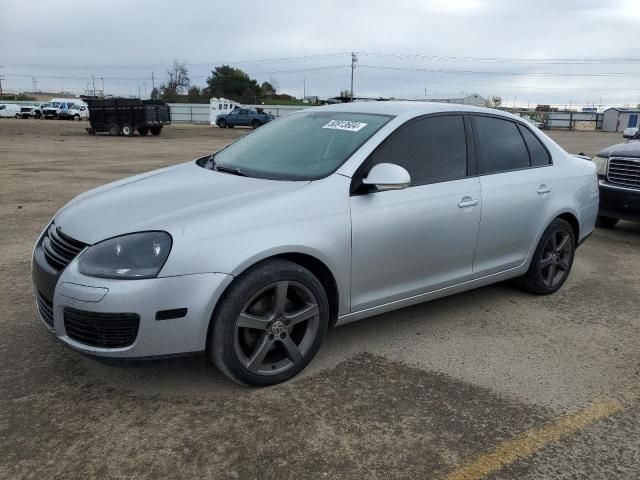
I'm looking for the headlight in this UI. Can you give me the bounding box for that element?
[78,231,172,279]
[592,156,608,175]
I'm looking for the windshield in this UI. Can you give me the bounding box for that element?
[211,111,392,180]
[50,102,60,108]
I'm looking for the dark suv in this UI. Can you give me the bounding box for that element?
[592,131,640,227]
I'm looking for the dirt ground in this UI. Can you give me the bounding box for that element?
[1,119,638,479]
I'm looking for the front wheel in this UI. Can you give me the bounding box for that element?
[217,119,227,128]
[210,259,329,386]
[517,218,575,295]
[251,120,261,129]
[73,114,81,121]
[596,216,618,228]
[15,113,20,119]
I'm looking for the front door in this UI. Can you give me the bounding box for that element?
[350,114,481,311]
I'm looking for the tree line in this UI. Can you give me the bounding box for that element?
[151,60,290,104]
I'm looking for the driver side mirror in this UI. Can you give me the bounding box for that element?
[362,163,411,191]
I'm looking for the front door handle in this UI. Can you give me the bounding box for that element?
[458,197,479,208]
[537,184,551,195]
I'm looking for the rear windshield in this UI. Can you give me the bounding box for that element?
[208,111,392,180]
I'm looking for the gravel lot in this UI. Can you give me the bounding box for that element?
[1,119,638,479]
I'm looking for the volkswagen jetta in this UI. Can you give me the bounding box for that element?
[32,102,599,385]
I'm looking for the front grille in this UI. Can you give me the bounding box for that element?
[36,290,54,328]
[608,157,640,189]
[41,224,87,271]
[64,308,140,348]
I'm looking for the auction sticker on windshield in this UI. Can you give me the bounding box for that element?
[322,120,368,132]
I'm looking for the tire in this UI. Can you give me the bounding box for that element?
[516,218,576,295]
[217,119,227,128]
[137,127,149,136]
[121,124,134,137]
[150,126,162,136]
[210,259,329,386]
[15,114,20,119]
[73,114,81,121]
[109,124,121,136]
[251,120,261,129]
[596,216,618,228]
[35,112,41,119]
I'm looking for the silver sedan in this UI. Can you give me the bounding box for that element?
[32,102,599,385]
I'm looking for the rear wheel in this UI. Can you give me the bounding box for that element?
[210,259,329,386]
[150,126,162,136]
[138,127,149,136]
[73,114,81,121]
[121,124,134,136]
[15,113,20,119]
[251,120,261,129]
[596,216,618,228]
[109,124,121,136]
[517,218,575,295]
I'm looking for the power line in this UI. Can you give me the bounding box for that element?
[359,52,640,64]
[358,64,640,77]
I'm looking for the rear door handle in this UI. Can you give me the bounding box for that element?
[458,197,479,208]
[537,184,551,195]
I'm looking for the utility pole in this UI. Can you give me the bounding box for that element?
[0,75,3,99]
[151,72,155,91]
[350,52,358,101]
[100,76,104,95]
[91,75,96,96]
[138,85,141,98]
[303,76,306,99]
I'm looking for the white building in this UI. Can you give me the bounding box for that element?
[417,93,486,107]
[601,107,640,133]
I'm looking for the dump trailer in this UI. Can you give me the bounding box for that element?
[85,98,171,136]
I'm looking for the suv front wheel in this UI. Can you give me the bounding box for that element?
[210,259,329,386]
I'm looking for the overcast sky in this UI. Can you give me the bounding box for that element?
[1,0,639,107]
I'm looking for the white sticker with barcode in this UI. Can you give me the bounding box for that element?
[322,120,368,132]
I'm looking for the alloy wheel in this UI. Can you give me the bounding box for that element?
[234,280,320,376]
[540,230,572,288]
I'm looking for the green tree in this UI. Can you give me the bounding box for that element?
[206,65,260,102]
[260,81,275,97]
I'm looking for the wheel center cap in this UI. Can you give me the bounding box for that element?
[271,320,285,335]
[551,253,558,263]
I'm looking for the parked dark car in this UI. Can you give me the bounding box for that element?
[216,108,274,129]
[591,131,640,227]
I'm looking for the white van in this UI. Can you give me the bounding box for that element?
[42,98,84,119]
[209,97,242,125]
[0,103,21,118]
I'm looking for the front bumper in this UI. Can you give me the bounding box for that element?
[598,180,640,222]
[32,240,233,358]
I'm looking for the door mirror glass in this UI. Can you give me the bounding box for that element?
[362,163,411,191]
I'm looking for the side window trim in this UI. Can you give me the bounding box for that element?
[350,112,472,195]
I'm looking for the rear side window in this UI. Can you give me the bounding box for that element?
[518,125,551,166]
[474,116,530,174]
[368,115,467,185]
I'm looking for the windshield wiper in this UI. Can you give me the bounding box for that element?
[214,163,248,177]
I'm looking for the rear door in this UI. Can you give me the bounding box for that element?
[350,114,481,311]
[471,115,554,277]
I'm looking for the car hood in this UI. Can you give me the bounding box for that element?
[597,140,640,158]
[55,159,308,244]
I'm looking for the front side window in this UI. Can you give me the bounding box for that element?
[0,106,5,110]
[210,111,392,180]
[367,115,468,185]
[474,116,530,175]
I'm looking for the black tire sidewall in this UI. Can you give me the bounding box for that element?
[210,259,329,386]
[525,218,576,295]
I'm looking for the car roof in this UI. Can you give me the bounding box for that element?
[309,100,519,120]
